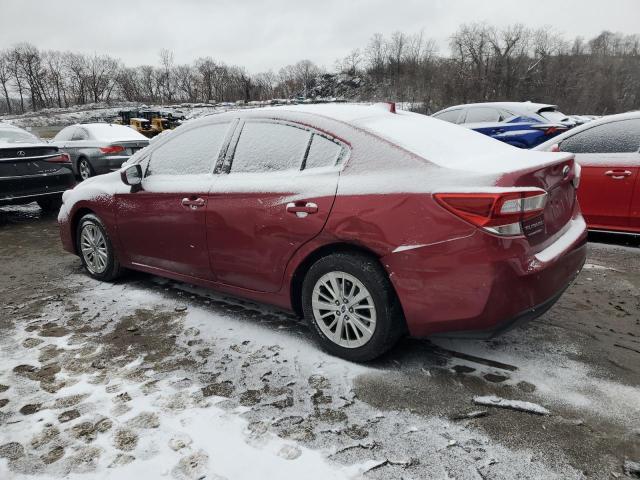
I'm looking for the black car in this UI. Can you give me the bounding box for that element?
[0,124,75,212]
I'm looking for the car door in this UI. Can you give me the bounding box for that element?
[559,118,640,230]
[115,121,233,279]
[206,119,344,293]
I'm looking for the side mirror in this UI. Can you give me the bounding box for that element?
[121,164,142,186]
[550,144,560,153]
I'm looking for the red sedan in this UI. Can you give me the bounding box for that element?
[535,112,640,234]
[58,104,587,361]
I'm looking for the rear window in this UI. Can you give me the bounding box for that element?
[0,128,39,143]
[559,119,640,154]
[86,124,148,141]
[231,122,311,173]
[539,109,570,123]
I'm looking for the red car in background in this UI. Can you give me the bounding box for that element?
[535,112,640,234]
[58,104,586,361]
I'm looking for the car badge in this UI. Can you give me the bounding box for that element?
[17,150,26,157]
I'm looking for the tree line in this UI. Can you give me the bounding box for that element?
[1,24,639,115]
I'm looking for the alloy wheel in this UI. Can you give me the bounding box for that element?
[80,223,108,274]
[79,160,91,180]
[311,271,377,348]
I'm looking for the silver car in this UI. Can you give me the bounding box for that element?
[52,123,149,180]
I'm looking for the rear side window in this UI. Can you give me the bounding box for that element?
[53,126,75,142]
[559,119,640,154]
[304,134,342,169]
[433,110,461,124]
[147,123,230,176]
[464,107,502,123]
[231,122,310,173]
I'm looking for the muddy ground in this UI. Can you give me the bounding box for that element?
[0,204,639,479]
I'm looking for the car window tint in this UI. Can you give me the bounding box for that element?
[464,107,502,123]
[231,122,310,173]
[433,110,461,124]
[559,119,640,154]
[304,134,342,169]
[147,123,229,176]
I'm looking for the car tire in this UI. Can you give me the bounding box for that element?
[78,158,94,181]
[76,213,122,281]
[301,252,405,362]
[37,195,62,214]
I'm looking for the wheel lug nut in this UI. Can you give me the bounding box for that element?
[349,308,353,313]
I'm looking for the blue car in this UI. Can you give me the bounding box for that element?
[432,102,576,149]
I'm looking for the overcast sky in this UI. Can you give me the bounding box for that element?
[1,0,638,72]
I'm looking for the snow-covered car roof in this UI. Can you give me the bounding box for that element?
[533,111,640,151]
[439,102,558,114]
[217,103,572,175]
[0,124,44,145]
[76,123,149,141]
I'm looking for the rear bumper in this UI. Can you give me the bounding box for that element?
[92,155,130,174]
[383,213,588,337]
[0,170,75,206]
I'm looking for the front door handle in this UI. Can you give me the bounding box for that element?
[604,170,632,179]
[182,197,205,209]
[286,202,318,218]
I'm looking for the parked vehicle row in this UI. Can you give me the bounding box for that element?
[432,102,576,148]
[0,123,75,212]
[57,104,587,361]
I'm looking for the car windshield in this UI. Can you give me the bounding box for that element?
[539,109,570,123]
[0,128,40,143]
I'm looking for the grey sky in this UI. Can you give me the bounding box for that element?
[1,0,638,73]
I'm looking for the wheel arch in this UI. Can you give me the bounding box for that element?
[70,206,97,254]
[288,242,405,325]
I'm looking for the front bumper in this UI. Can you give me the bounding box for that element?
[382,214,588,337]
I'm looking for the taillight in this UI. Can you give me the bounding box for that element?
[100,145,125,154]
[46,153,71,164]
[433,189,548,237]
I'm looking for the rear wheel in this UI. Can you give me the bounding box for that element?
[76,214,122,281]
[301,252,404,362]
[37,195,62,214]
[78,158,94,181]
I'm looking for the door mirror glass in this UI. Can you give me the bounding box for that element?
[121,164,142,186]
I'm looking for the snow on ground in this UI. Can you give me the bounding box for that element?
[0,270,584,479]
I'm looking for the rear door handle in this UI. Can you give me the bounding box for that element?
[604,170,632,179]
[286,202,318,217]
[182,197,205,209]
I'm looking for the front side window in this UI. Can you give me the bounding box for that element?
[71,128,88,141]
[464,107,502,124]
[559,119,640,154]
[231,122,311,173]
[433,109,462,124]
[147,123,230,176]
[304,134,343,169]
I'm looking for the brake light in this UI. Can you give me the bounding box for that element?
[434,189,547,237]
[100,145,125,154]
[45,153,71,164]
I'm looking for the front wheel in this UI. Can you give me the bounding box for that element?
[301,252,405,362]
[76,214,122,281]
